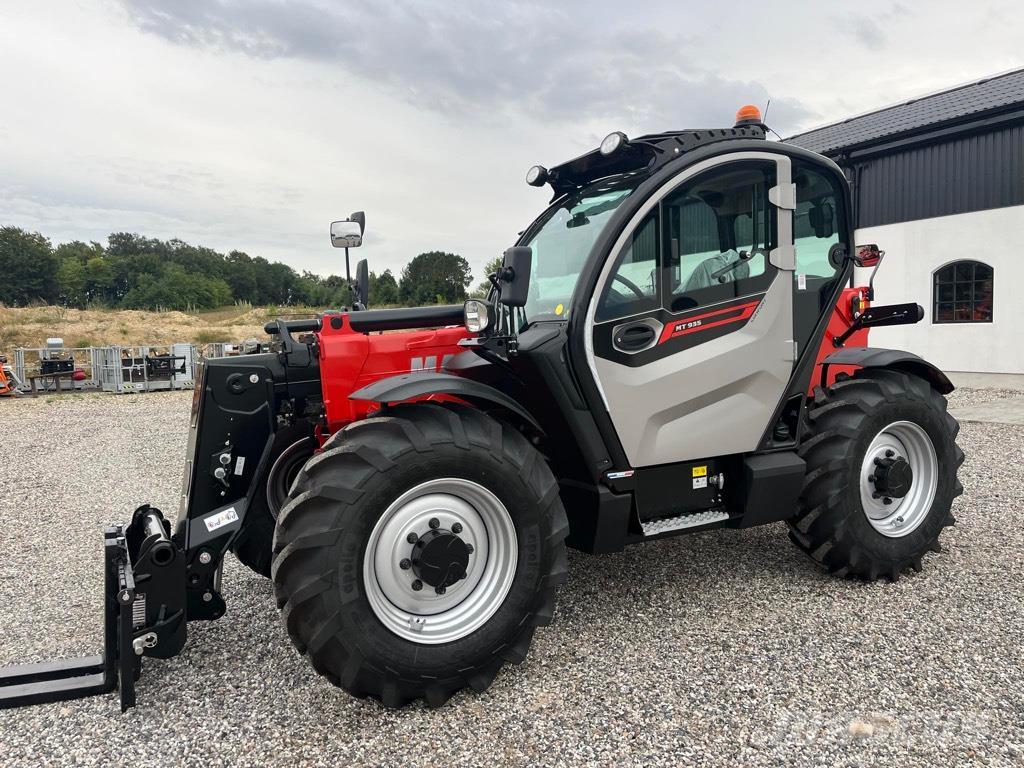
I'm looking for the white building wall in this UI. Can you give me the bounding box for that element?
[854,205,1024,374]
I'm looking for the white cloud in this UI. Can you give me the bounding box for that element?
[0,0,1021,284]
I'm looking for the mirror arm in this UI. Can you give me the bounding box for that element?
[866,251,884,301]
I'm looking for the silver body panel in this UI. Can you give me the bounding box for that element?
[584,151,796,467]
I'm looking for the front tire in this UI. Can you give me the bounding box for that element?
[271,402,569,707]
[789,369,964,581]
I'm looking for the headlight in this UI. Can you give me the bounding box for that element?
[600,131,628,156]
[464,300,490,333]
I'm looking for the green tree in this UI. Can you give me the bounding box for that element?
[84,257,115,305]
[292,271,351,307]
[0,227,59,305]
[56,258,87,306]
[225,250,258,303]
[368,269,399,306]
[54,241,110,306]
[121,264,232,310]
[471,256,503,298]
[398,251,471,306]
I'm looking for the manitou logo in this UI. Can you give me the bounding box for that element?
[410,354,454,372]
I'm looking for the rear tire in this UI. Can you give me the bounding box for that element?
[789,369,964,581]
[231,420,315,577]
[271,402,569,707]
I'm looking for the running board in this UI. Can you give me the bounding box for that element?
[641,509,730,537]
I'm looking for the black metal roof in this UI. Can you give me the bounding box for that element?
[786,68,1024,155]
[546,125,765,195]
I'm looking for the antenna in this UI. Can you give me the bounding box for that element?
[761,97,784,141]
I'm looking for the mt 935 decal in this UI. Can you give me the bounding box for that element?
[658,299,763,345]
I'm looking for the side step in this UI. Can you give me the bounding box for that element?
[641,509,730,537]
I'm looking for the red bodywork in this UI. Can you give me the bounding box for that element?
[311,283,871,441]
[316,312,470,435]
[809,285,871,395]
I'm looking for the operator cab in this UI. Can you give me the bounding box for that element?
[459,107,858,548]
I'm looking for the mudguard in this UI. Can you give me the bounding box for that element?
[349,371,543,433]
[820,347,954,394]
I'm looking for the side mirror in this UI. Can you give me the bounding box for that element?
[330,220,362,248]
[854,244,882,267]
[498,246,532,307]
[355,259,369,308]
[349,211,366,235]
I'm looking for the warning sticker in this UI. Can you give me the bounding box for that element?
[204,507,239,533]
[692,476,708,490]
[692,465,707,478]
[797,273,807,291]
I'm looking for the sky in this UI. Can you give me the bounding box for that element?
[1,0,1021,284]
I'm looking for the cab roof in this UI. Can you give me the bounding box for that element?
[546,125,766,196]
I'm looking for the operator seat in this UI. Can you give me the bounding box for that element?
[682,249,750,292]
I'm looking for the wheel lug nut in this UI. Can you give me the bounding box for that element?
[407,532,418,543]
[435,586,446,595]
[465,543,474,554]
[399,558,411,570]
[411,579,423,591]
[885,449,895,458]
[883,497,893,505]
[868,475,876,483]
[451,522,463,534]
[428,518,440,529]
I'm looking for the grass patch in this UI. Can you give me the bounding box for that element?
[193,329,230,344]
[0,304,377,353]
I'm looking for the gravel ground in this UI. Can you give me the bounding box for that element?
[0,389,1021,767]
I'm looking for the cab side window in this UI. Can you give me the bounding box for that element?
[792,162,846,350]
[664,162,778,313]
[595,212,659,322]
[793,163,844,279]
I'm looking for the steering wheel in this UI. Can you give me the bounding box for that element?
[613,273,646,300]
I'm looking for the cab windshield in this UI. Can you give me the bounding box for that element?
[521,173,645,322]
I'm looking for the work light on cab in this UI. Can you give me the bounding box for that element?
[599,131,628,156]
[463,299,491,332]
[526,165,549,186]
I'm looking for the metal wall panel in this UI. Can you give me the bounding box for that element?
[850,123,1024,228]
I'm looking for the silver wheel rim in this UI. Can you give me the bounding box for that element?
[859,420,938,538]
[362,478,518,644]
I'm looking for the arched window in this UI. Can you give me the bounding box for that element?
[933,261,993,323]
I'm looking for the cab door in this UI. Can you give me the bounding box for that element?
[584,152,797,468]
